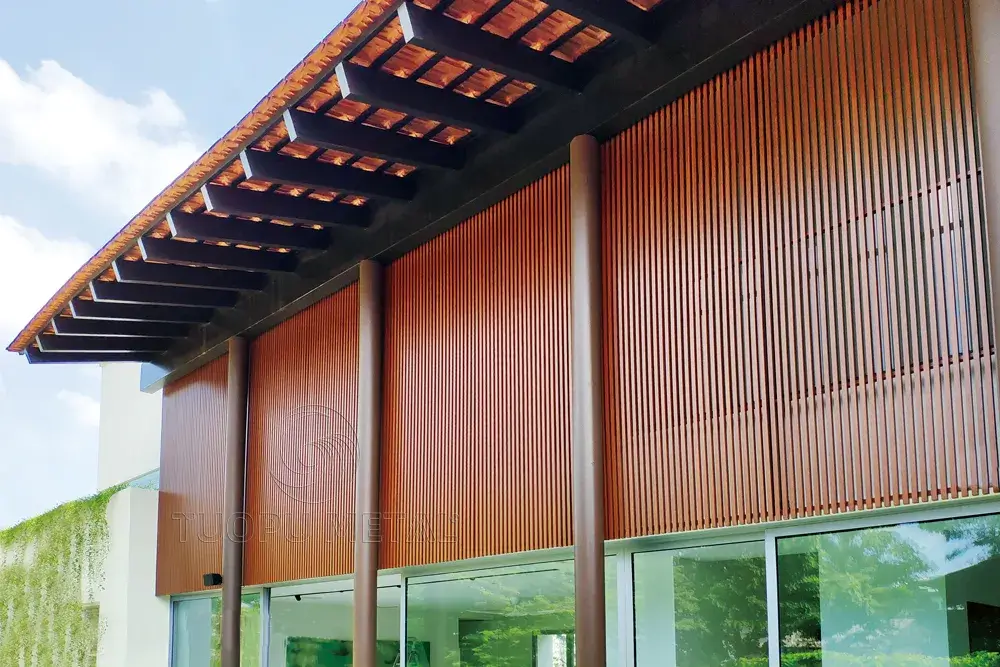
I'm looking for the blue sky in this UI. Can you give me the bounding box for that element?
[0,0,358,528]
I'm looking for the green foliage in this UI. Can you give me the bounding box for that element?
[204,595,261,667]
[461,587,575,667]
[672,551,769,665]
[773,650,1000,666]
[727,651,1000,667]
[0,485,122,667]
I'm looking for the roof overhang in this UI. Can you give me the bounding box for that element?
[7,0,845,392]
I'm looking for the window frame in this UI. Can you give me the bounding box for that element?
[170,495,1000,667]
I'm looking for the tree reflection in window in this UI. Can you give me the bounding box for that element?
[634,542,768,666]
[777,513,1000,666]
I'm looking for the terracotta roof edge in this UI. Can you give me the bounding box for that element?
[7,0,396,353]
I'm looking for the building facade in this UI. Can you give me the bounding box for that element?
[0,363,168,667]
[10,0,1000,665]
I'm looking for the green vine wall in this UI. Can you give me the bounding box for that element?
[0,485,122,667]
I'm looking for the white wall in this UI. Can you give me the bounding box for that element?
[97,363,162,488]
[98,487,170,667]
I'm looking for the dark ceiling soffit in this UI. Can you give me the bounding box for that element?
[284,109,465,170]
[336,62,523,135]
[398,3,589,93]
[202,184,372,229]
[167,211,332,251]
[240,149,418,201]
[113,259,270,291]
[141,0,846,392]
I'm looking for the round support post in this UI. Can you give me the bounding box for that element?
[354,259,385,667]
[221,336,249,667]
[970,0,1000,360]
[570,134,606,667]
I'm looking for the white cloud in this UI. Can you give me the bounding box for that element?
[56,389,101,429]
[0,60,200,217]
[0,214,92,336]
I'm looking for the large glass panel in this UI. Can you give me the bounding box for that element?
[268,586,402,666]
[633,541,768,666]
[405,559,618,666]
[171,594,261,667]
[778,512,1000,666]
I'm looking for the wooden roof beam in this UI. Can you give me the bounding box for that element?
[24,348,157,364]
[398,3,588,93]
[336,62,523,135]
[541,0,658,47]
[36,334,174,353]
[112,259,269,291]
[70,298,215,324]
[284,109,464,170]
[167,211,331,251]
[51,317,191,338]
[90,280,239,309]
[202,184,371,229]
[138,237,298,273]
[240,149,417,201]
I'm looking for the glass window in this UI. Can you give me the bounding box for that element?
[171,594,261,667]
[405,559,618,666]
[777,512,1000,665]
[633,541,768,666]
[268,586,402,666]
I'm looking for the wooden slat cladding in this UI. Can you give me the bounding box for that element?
[603,0,999,540]
[156,355,228,596]
[244,285,359,585]
[381,167,571,568]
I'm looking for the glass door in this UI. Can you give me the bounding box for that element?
[633,541,769,667]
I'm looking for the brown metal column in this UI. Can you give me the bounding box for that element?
[970,0,1000,356]
[570,134,606,667]
[222,336,250,667]
[354,260,385,667]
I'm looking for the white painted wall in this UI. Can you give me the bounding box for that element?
[98,487,170,667]
[97,363,162,489]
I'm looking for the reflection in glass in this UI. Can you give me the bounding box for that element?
[777,513,1000,666]
[405,559,618,667]
[170,594,261,667]
[633,541,768,666]
[268,586,402,666]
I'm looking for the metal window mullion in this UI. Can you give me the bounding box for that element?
[260,588,271,667]
[167,599,177,667]
[765,531,780,667]
[399,576,408,654]
[616,551,635,667]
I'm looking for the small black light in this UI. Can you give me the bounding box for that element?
[294,595,302,602]
[203,573,223,587]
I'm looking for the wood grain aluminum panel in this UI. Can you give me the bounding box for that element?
[244,285,360,586]
[156,355,229,596]
[381,167,571,569]
[603,0,999,540]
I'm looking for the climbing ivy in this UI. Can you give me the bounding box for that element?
[0,485,123,667]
